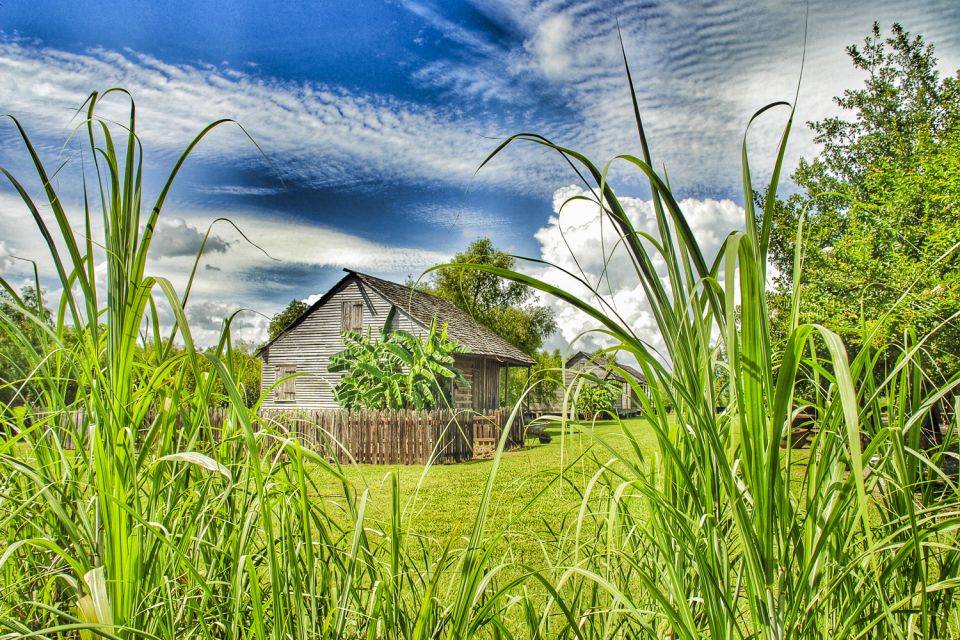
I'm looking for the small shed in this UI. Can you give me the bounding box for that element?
[257,270,535,412]
[556,351,649,416]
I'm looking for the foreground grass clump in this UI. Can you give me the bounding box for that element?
[2,59,960,640]
[0,92,526,639]
[445,52,960,636]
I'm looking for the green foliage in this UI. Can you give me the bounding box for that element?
[329,316,467,410]
[171,340,262,408]
[768,22,960,375]
[267,298,308,341]
[456,30,960,637]
[431,238,557,354]
[506,349,563,407]
[574,377,620,420]
[0,286,51,405]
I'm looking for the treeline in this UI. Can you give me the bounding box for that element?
[1,286,261,409]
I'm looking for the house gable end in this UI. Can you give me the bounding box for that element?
[258,272,356,359]
[259,277,417,409]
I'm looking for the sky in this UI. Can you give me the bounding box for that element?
[1,0,959,353]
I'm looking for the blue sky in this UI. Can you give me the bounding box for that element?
[1,0,959,349]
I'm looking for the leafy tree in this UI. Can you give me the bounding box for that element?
[200,341,262,408]
[132,338,262,409]
[505,349,564,408]
[0,286,52,405]
[769,23,960,375]
[328,315,467,410]
[432,238,557,355]
[267,299,309,341]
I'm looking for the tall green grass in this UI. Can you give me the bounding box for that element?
[451,47,960,638]
[1,57,958,640]
[0,91,531,639]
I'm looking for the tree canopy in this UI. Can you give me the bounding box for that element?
[769,22,960,375]
[0,286,52,405]
[267,299,309,342]
[431,238,557,355]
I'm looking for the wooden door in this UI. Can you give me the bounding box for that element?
[454,367,474,410]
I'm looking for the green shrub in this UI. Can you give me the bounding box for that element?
[574,378,620,420]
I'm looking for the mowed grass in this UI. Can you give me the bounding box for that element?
[314,418,659,564]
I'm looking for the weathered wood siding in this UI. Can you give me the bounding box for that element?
[484,359,500,410]
[452,355,500,412]
[261,279,421,409]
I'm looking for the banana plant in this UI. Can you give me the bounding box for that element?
[328,311,468,411]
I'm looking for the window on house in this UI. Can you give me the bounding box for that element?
[276,365,297,402]
[341,301,363,333]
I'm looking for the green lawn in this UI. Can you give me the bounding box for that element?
[313,418,659,564]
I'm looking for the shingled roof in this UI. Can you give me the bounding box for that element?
[349,271,534,365]
[257,269,535,365]
[568,350,647,383]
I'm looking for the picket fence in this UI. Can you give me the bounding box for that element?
[45,406,523,465]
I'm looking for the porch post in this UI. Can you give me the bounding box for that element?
[504,364,509,407]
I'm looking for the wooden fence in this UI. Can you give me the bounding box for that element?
[38,406,524,466]
[259,408,519,465]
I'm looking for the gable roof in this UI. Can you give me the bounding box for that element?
[349,271,534,365]
[258,269,534,365]
[567,350,647,383]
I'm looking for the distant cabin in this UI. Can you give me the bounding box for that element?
[257,269,535,412]
[531,350,649,417]
[571,350,649,416]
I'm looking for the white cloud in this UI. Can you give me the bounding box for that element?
[216,212,450,275]
[5,3,959,204]
[527,13,574,80]
[0,240,14,271]
[409,204,509,229]
[530,185,745,358]
[0,190,451,346]
[0,40,558,195]
[195,185,284,196]
[142,211,454,344]
[411,0,960,195]
[185,299,270,348]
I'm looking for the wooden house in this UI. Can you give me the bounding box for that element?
[257,270,535,412]
[536,350,649,416]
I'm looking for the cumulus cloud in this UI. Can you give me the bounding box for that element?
[530,185,745,358]
[185,299,269,347]
[151,217,229,258]
[0,188,452,346]
[0,240,14,271]
[141,211,455,342]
